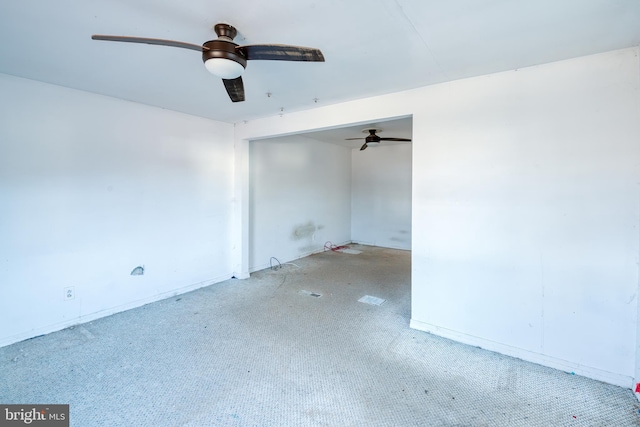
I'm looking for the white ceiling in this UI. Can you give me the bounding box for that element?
[1,0,639,127]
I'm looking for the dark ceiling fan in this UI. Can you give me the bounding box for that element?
[91,23,325,103]
[346,128,412,151]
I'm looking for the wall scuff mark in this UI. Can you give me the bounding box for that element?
[291,221,318,240]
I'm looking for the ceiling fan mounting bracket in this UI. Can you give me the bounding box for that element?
[214,23,238,41]
[362,127,383,134]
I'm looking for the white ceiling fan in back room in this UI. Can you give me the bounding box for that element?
[346,128,412,151]
[92,23,325,103]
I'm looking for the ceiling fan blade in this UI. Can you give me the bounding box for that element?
[237,44,324,61]
[360,143,368,151]
[91,35,206,52]
[223,77,245,102]
[345,137,365,140]
[379,137,412,142]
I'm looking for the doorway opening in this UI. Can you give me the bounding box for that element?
[247,116,412,317]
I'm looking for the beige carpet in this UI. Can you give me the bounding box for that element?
[1,245,638,426]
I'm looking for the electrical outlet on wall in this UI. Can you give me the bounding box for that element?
[64,286,75,301]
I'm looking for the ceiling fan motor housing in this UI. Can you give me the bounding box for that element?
[202,39,247,69]
[365,134,381,143]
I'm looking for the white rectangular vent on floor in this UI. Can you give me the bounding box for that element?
[358,295,386,306]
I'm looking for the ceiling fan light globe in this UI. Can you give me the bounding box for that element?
[366,141,380,148]
[205,58,245,79]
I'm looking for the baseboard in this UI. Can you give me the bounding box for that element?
[0,273,233,349]
[248,240,353,274]
[350,240,411,251]
[409,318,633,390]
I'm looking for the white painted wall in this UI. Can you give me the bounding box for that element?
[351,144,412,250]
[0,74,235,347]
[234,48,640,388]
[410,49,640,388]
[249,135,351,271]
